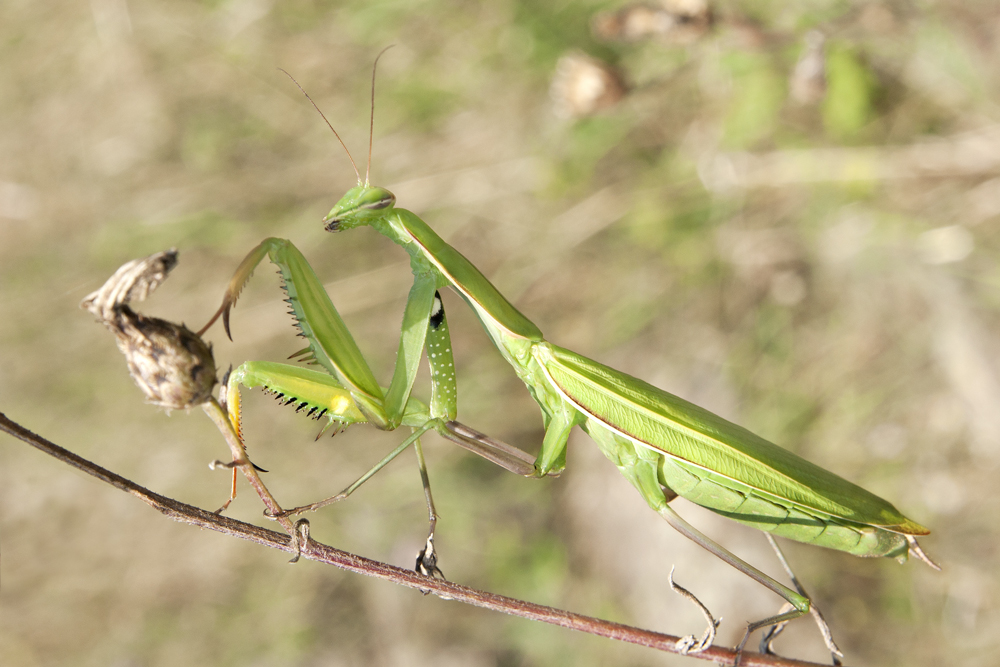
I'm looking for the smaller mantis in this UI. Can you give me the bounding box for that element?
[202,54,937,662]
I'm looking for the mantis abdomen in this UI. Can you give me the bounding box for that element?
[658,457,910,558]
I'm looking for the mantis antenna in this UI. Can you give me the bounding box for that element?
[278,67,362,185]
[367,45,394,186]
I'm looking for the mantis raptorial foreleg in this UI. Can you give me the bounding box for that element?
[202,239,540,573]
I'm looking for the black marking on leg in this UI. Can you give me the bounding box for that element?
[429,291,444,329]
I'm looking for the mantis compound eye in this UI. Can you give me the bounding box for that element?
[364,194,395,210]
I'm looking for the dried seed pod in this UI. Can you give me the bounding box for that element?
[550,52,627,119]
[82,249,217,410]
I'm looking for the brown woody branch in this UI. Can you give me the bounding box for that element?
[0,411,832,667]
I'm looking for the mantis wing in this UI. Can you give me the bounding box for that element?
[537,344,928,556]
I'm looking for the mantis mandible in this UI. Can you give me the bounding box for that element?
[202,54,937,660]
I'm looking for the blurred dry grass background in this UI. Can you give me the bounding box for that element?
[2,1,999,665]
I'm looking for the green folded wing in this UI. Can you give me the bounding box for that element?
[541,344,928,535]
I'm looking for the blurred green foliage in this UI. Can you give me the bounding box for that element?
[723,52,786,148]
[823,42,876,140]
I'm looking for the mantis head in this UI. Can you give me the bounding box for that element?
[323,185,396,231]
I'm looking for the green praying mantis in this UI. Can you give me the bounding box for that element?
[199,56,937,661]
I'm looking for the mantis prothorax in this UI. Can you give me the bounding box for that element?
[202,55,937,662]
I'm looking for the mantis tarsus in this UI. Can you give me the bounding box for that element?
[201,55,937,661]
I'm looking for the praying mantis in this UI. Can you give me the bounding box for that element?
[200,56,937,661]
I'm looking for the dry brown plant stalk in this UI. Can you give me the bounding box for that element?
[0,411,832,667]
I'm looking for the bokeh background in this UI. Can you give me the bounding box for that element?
[2,1,998,665]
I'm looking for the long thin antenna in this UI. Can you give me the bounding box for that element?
[367,45,395,186]
[278,68,361,185]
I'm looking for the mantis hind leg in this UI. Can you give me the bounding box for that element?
[655,501,813,662]
[657,479,843,664]
[758,533,843,664]
[603,436,814,660]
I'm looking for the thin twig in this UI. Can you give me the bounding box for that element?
[200,396,296,533]
[1,411,833,667]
